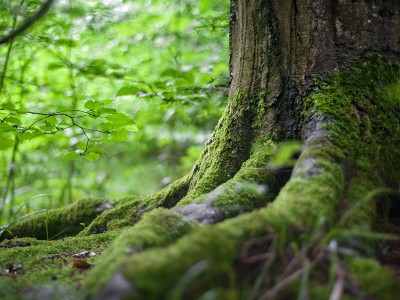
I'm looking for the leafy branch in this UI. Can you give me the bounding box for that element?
[0,100,138,161]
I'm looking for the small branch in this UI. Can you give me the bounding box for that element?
[329,263,347,300]
[0,0,56,46]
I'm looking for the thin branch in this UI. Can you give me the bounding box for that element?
[0,1,22,94]
[0,0,56,46]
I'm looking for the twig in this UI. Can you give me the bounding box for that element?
[0,0,56,46]
[329,263,347,300]
[258,251,325,300]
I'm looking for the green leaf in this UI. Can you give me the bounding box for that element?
[19,131,44,142]
[0,123,15,132]
[45,116,58,125]
[5,117,21,125]
[105,113,135,126]
[161,68,180,78]
[101,100,114,106]
[0,134,14,150]
[112,130,128,141]
[0,102,15,110]
[75,142,87,150]
[99,122,114,131]
[269,141,302,168]
[198,0,213,13]
[102,130,128,143]
[91,146,106,153]
[116,86,139,96]
[124,125,139,132]
[162,92,175,101]
[161,68,195,84]
[84,100,103,110]
[40,125,54,131]
[98,107,117,114]
[63,152,82,161]
[83,152,100,162]
[47,63,65,70]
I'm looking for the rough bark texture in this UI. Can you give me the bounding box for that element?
[1,1,400,299]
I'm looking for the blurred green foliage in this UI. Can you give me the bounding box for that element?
[0,0,229,225]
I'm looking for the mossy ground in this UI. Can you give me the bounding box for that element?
[1,55,400,299]
[0,231,118,300]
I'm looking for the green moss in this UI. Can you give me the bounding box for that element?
[0,231,118,299]
[85,150,346,298]
[178,139,280,217]
[114,225,240,299]
[341,176,378,227]
[183,91,260,200]
[79,176,191,235]
[303,55,400,234]
[306,55,400,186]
[3,56,400,299]
[84,208,195,296]
[78,198,143,236]
[1,198,118,241]
[346,257,400,299]
[142,174,192,208]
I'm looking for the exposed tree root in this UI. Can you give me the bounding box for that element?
[84,111,348,298]
[1,56,399,299]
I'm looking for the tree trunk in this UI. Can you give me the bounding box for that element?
[1,1,400,299]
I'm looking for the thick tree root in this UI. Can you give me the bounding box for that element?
[85,118,347,299]
[0,198,116,241]
[1,56,399,299]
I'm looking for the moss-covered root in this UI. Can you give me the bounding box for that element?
[183,91,260,200]
[176,139,290,220]
[0,198,117,241]
[85,208,195,299]
[85,136,346,299]
[79,176,191,236]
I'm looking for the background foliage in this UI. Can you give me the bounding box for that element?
[0,0,229,225]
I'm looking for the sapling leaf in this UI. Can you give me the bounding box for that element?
[90,146,106,153]
[98,107,117,114]
[1,102,15,110]
[0,123,15,132]
[0,135,14,150]
[84,100,103,110]
[99,122,114,131]
[105,113,135,126]
[124,125,139,132]
[5,116,22,124]
[84,152,100,162]
[116,86,138,96]
[64,152,82,161]
[45,115,58,125]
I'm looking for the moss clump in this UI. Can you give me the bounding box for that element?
[0,231,118,300]
[79,176,191,235]
[306,54,400,184]
[84,56,400,298]
[178,139,281,217]
[84,147,346,298]
[346,257,400,299]
[304,54,400,229]
[183,91,260,200]
[78,198,143,236]
[1,198,118,241]
[85,208,195,296]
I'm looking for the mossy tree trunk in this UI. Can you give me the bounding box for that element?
[2,1,400,299]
